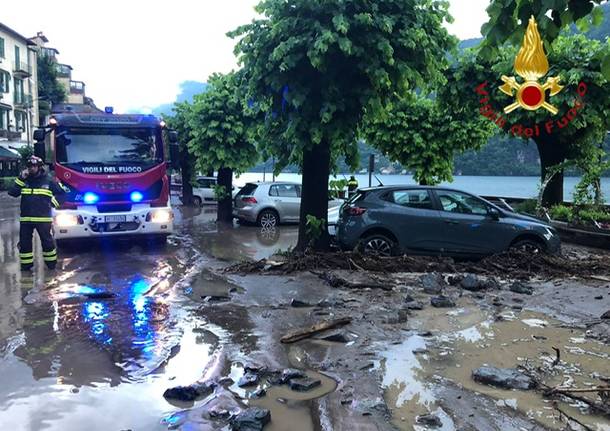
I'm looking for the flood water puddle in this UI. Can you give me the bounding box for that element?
[378,302,610,431]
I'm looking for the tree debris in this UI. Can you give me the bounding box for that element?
[280,317,352,344]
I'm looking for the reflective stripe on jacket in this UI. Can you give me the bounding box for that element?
[7,170,66,221]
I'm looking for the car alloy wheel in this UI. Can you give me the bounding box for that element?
[259,210,278,228]
[363,236,394,256]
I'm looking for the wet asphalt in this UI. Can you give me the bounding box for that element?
[0,193,298,431]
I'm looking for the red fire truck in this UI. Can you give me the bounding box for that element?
[33,110,179,245]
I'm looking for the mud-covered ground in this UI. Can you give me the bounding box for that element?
[0,192,609,431]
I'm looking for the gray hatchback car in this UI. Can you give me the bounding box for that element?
[336,186,560,257]
[233,182,302,227]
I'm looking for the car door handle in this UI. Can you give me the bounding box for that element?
[444,220,459,225]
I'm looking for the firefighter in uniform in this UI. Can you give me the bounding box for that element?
[347,175,359,199]
[8,156,66,271]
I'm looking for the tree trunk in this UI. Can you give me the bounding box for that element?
[534,133,567,207]
[296,142,331,251]
[180,146,194,206]
[217,167,233,223]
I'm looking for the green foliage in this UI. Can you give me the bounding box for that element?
[549,204,574,222]
[572,145,609,207]
[577,208,610,223]
[212,184,231,201]
[514,199,538,214]
[329,178,348,199]
[480,0,610,79]
[230,0,457,173]
[0,177,16,191]
[363,85,495,185]
[186,72,258,174]
[305,215,326,246]
[37,56,66,121]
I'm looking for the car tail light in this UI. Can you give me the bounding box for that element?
[242,197,258,204]
[347,206,366,216]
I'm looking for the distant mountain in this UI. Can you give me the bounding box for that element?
[147,80,208,118]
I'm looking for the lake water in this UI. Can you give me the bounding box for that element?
[235,173,610,203]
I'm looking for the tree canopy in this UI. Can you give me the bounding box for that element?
[37,56,66,122]
[187,71,259,221]
[362,92,495,185]
[447,35,609,204]
[480,0,610,79]
[230,0,456,249]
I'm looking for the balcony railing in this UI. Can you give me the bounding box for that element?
[14,94,33,108]
[70,81,85,94]
[13,62,32,77]
[56,64,72,78]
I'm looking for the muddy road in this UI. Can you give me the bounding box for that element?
[0,192,609,431]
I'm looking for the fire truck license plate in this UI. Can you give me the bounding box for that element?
[104,215,127,223]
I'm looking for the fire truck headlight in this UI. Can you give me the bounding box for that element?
[150,209,172,223]
[55,213,79,227]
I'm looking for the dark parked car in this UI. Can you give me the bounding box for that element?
[336,186,560,257]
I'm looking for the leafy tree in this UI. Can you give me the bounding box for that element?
[480,0,610,80]
[230,0,455,250]
[166,102,196,206]
[447,35,609,205]
[187,72,258,222]
[37,55,66,122]
[363,89,495,185]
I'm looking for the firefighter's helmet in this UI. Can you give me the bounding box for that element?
[26,155,44,167]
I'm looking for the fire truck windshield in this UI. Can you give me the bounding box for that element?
[55,127,163,171]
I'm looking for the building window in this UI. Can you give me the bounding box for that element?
[15,45,20,66]
[0,109,8,130]
[0,70,9,93]
[0,38,5,58]
[15,111,26,132]
[14,79,24,102]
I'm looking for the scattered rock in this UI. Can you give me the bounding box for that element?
[404,301,425,310]
[472,366,536,390]
[460,274,487,292]
[208,407,231,419]
[316,299,334,308]
[218,377,234,386]
[601,310,610,320]
[447,275,464,286]
[509,282,534,295]
[202,295,231,302]
[420,273,446,294]
[251,388,266,399]
[278,368,306,384]
[231,407,271,431]
[398,309,410,323]
[290,299,312,308]
[319,331,350,343]
[404,294,416,303]
[289,377,321,391]
[163,381,216,401]
[244,362,266,374]
[412,348,428,355]
[238,372,259,387]
[430,295,456,308]
[416,413,442,428]
[594,295,603,300]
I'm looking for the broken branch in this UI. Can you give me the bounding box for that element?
[281,317,352,344]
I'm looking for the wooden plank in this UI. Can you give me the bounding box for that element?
[280,317,352,344]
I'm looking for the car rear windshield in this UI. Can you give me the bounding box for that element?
[237,183,258,197]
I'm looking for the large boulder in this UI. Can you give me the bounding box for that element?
[472,367,536,390]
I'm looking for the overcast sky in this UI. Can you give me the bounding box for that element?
[4,0,490,113]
